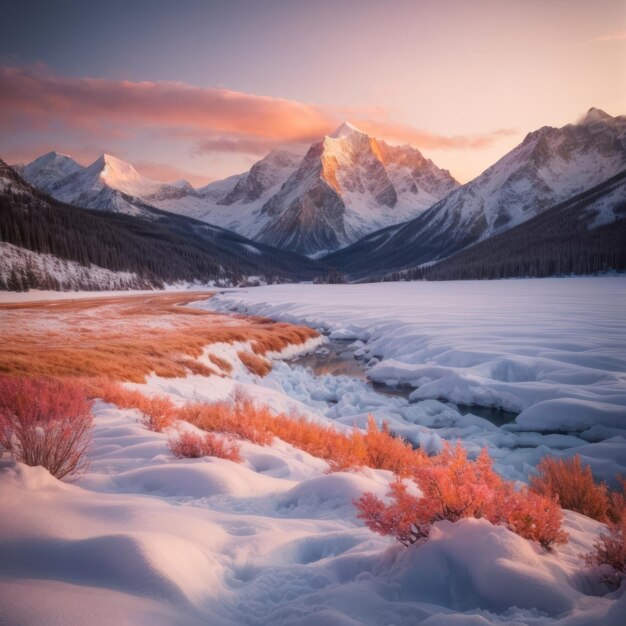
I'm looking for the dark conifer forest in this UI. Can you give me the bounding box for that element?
[378,170,626,282]
[0,160,327,290]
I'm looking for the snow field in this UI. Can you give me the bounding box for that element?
[1,279,625,624]
[1,393,621,625]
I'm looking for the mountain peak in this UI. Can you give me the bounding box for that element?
[328,121,367,139]
[28,151,76,167]
[95,153,135,170]
[581,107,612,124]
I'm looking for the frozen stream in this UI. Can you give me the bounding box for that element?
[287,338,519,425]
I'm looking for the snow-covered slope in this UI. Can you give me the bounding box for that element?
[13,151,83,193]
[257,123,458,254]
[46,154,179,216]
[1,282,624,624]
[327,108,626,274]
[0,242,152,291]
[167,150,306,238]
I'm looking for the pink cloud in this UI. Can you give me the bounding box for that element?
[586,30,626,44]
[0,65,514,158]
[132,161,213,187]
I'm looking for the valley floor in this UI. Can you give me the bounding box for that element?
[1,280,625,625]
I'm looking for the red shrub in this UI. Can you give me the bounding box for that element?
[608,477,626,524]
[530,454,610,522]
[584,509,626,586]
[168,431,241,462]
[415,445,504,522]
[356,480,433,546]
[356,445,502,545]
[355,443,568,551]
[0,375,93,479]
[497,485,568,550]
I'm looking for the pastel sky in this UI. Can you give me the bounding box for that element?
[1,0,624,186]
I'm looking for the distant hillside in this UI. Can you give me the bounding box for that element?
[0,159,327,291]
[382,169,626,282]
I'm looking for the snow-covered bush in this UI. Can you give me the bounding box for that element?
[0,376,93,479]
[168,431,241,462]
[355,444,568,551]
[584,510,626,587]
[530,454,611,522]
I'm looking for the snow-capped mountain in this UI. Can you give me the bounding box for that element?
[45,154,177,216]
[326,108,626,275]
[256,122,459,254]
[12,151,83,194]
[166,149,306,235]
[16,152,202,217]
[15,123,458,255]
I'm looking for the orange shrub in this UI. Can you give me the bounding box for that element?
[178,391,273,445]
[168,431,241,462]
[207,353,233,374]
[356,443,568,551]
[0,375,93,479]
[87,379,176,432]
[497,486,568,550]
[90,384,425,475]
[361,416,425,476]
[530,455,611,522]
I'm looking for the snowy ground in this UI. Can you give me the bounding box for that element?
[1,279,625,624]
[209,278,626,487]
[1,362,623,626]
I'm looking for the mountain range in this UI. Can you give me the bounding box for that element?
[0,159,327,291]
[14,122,459,256]
[324,108,626,277]
[4,108,626,288]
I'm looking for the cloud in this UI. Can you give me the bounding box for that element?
[191,134,290,157]
[585,31,626,44]
[0,64,515,160]
[132,161,214,186]
[352,119,518,150]
[0,65,332,142]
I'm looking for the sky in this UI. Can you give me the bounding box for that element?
[0,0,624,186]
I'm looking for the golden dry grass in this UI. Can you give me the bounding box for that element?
[237,351,272,377]
[207,353,233,374]
[0,292,318,382]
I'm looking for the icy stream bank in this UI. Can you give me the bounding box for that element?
[204,279,626,486]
